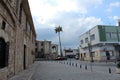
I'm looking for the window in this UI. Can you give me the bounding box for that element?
[41,48,44,53]
[106,32,117,40]
[35,48,37,53]
[41,42,44,46]
[35,42,37,46]
[84,53,86,57]
[81,40,83,44]
[1,21,6,30]
[106,32,111,39]
[85,37,88,43]
[90,34,95,41]
[19,4,22,23]
[27,22,31,32]
[111,32,117,39]
[92,52,95,57]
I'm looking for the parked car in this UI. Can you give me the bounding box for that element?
[75,55,79,60]
[55,57,67,60]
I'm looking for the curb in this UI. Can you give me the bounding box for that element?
[28,62,38,80]
[8,62,38,80]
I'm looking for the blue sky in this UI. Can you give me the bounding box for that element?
[28,0,120,49]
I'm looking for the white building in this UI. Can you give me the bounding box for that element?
[79,24,120,62]
[63,48,79,58]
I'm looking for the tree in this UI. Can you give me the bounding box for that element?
[55,26,63,57]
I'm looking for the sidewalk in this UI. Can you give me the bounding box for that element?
[8,62,38,80]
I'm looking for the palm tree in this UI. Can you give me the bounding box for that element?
[55,26,63,57]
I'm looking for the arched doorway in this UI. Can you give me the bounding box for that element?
[0,38,6,68]
[52,46,56,52]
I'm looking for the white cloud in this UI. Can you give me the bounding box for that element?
[109,2,120,7]
[108,16,120,21]
[28,0,103,48]
[113,16,120,20]
[29,0,57,24]
[107,2,120,12]
[51,16,102,48]
[28,0,103,29]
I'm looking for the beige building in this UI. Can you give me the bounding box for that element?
[36,40,58,59]
[0,0,36,80]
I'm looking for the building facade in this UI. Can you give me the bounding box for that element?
[79,24,120,62]
[63,48,79,58]
[0,0,36,80]
[36,40,58,59]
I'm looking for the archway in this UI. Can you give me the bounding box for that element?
[0,38,6,68]
[52,46,56,52]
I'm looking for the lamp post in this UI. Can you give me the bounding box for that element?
[88,30,93,72]
[116,26,120,63]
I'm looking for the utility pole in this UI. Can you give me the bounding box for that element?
[88,30,93,72]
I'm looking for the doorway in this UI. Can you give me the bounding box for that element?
[0,38,6,68]
[119,50,120,57]
[23,45,26,69]
[106,51,110,60]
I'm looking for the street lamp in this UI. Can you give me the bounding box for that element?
[88,30,93,72]
[116,26,120,63]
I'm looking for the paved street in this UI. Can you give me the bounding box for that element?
[31,61,120,80]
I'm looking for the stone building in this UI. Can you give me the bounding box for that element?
[0,0,36,80]
[36,40,58,59]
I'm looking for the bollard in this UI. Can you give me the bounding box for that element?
[109,68,111,73]
[85,65,87,70]
[80,64,82,68]
[72,63,74,66]
[69,62,71,66]
[76,63,77,67]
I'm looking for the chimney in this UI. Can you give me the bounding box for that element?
[118,19,120,26]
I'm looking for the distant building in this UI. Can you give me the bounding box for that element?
[51,44,59,59]
[0,0,36,80]
[36,40,58,59]
[79,24,120,62]
[63,48,79,58]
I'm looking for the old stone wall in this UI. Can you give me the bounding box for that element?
[0,0,36,80]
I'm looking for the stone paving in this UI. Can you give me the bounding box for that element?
[64,60,116,74]
[8,60,120,80]
[32,61,120,80]
[8,62,38,80]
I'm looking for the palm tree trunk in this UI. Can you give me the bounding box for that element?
[58,32,63,57]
